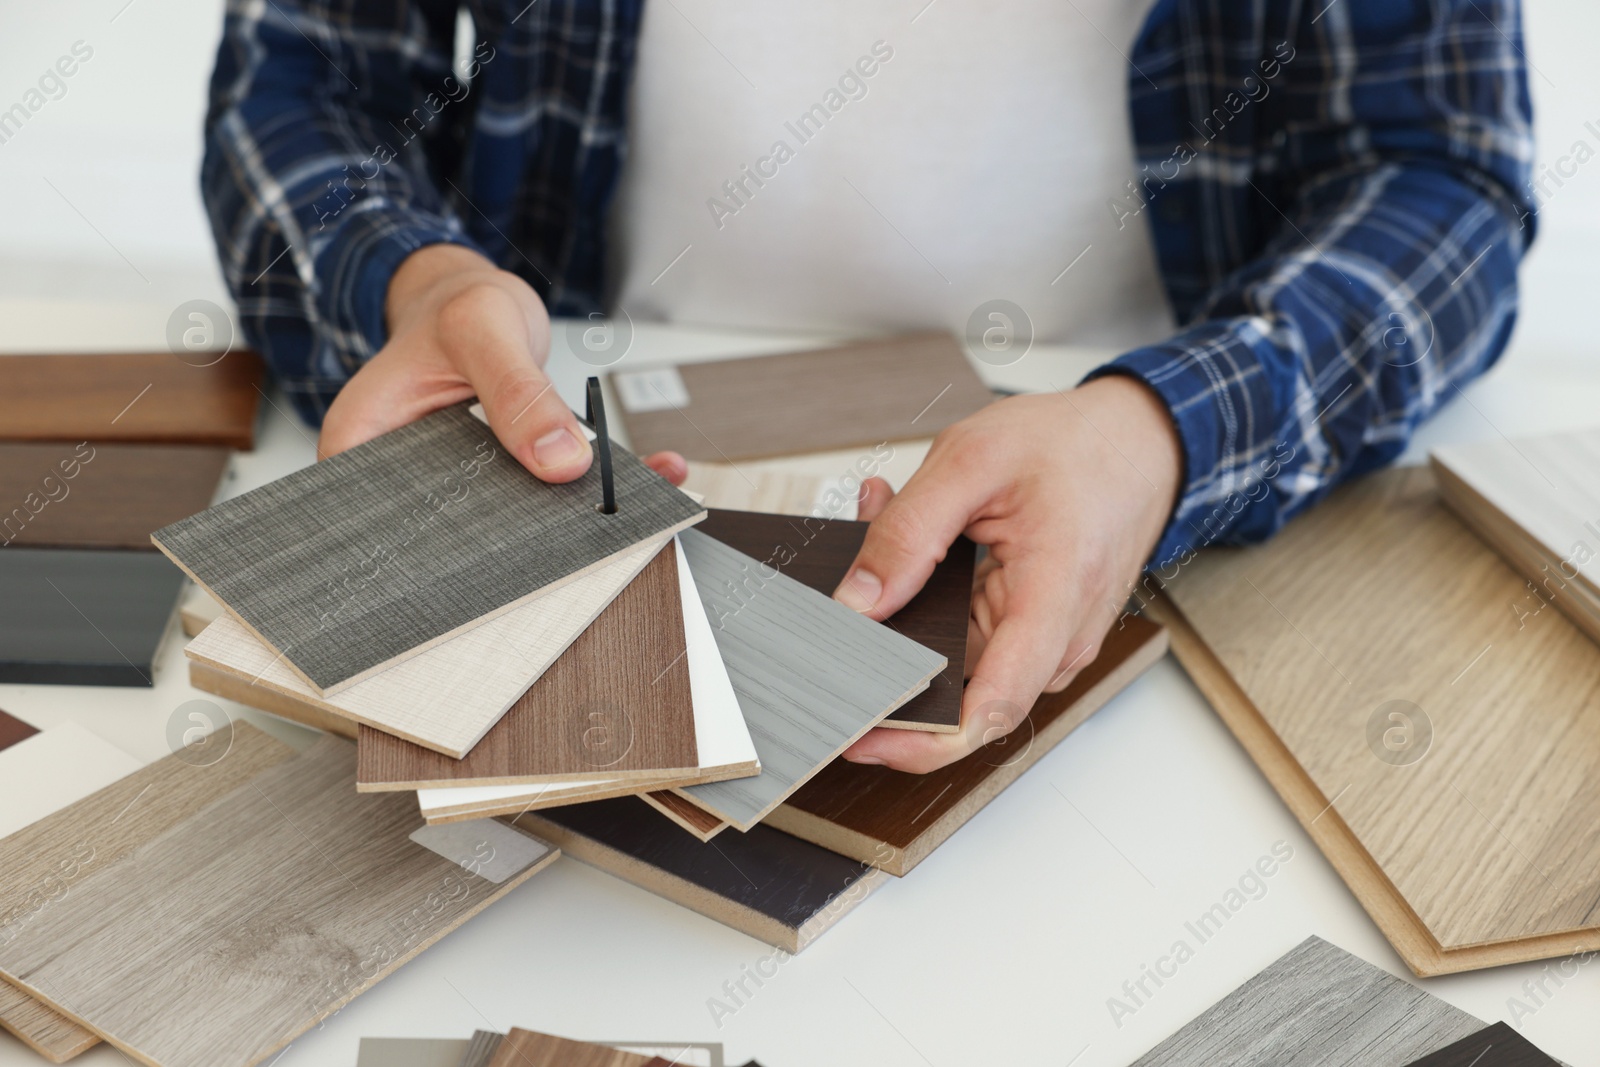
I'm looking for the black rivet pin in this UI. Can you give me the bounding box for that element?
[585,376,617,514]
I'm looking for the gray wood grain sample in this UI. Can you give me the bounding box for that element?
[1129,936,1483,1066]
[0,736,556,1067]
[673,527,945,829]
[153,402,704,693]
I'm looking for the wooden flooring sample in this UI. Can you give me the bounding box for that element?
[0,984,96,1064]
[0,735,556,1067]
[0,548,183,686]
[358,545,698,788]
[610,332,991,462]
[640,790,731,842]
[0,351,263,450]
[666,527,944,829]
[188,536,673,758]
[488,1030,672,1067]
[1129,936,1483,1066]
[1153,465,1600,974]
[154,401,705,694]
[768,614,1167,875]
[517,796,888,953]
[695,509,971,732]
[0,707,37,752]
[0,442,228,550]
[1400,1023,1560,1067]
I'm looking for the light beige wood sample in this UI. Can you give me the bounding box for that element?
[188,661,360,739]
[0,983,96,1064]
[679,464,838,519]
[0,736,557,1067]
[185,537,670,758]
[178,584,224,638]
[1155,464,1600,974]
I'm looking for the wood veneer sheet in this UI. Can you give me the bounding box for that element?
[358,543,698,788]
[517,796,888,953]
[0,442,229,550]
[609,332,991,462]
[665,527,944,830]
[1128,936,1482,1065]
[1399,1023,1561,1067]
[767,614,1167,875]
[0,548,183,686]
[0,351,264,450]
[190,536,672,758]
[0,735,557,1067]
[486,1028,682,1067]
[1155,465,1600,973]
[154,401,705,694]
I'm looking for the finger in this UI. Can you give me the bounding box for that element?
[643,451,688,486]
[855,477,895,522]
[438,284,592,483]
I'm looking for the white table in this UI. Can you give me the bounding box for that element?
[2,320,1597,1067]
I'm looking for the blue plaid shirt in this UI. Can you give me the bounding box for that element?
[202,0,1535,566]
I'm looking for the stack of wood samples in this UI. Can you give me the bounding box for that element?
[1149,464,1600,974]
[1431,428,1600,646]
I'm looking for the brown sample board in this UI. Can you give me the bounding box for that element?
[0,352,263,450]
[0,733,557,1067]
[767,614,1167,875]
[0,442,228,550]
[1399,1023,1560,1067]
[694,508,972,732]
[609,332,992,462]
[487,1030,670,1067]
[0,707,37,752]
[357,546,699,789]
[1151,464,1600,975]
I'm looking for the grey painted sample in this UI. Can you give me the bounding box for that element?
[0,548,182,687]
[1130,937,1483,1066]
[355,1037,470,1067]
[153,403,704,692]
[676,528,945,828]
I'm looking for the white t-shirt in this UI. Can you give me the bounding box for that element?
[611,0,1171,351]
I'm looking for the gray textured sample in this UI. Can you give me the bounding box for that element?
[676,527,945,828]
[355,1037,469,1067]
[458,1030,503,1067]
[153,403,704,692]
[1130,937,1484,1066]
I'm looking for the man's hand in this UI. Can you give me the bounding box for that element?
[319,244,689,486]
[835,376,1182,773]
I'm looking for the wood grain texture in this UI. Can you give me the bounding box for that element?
[0,442,228,550]
[186,537,672,758]
[0,708,36,752]
[1156,465,1600,970]
[693,509,972,731]
[0,548,183,686]
[767,615,1167,875]
[0,735,557,1067]
[488,1030,668,1067]
[154,402,705,694]
[610,332,991,462]
[516,797,888,953]
[1129,936,1483,1066]
[358,546,698,788]
[0,983,96,1063]
[640,791,730,842]
[0,351,263,450]
[669,527,945,829]
[1400,1023,1560,1067]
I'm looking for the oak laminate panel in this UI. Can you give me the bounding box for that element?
[694,509,972,732]
[0,442,228,550]
[488,1030,669,1067]
[0,735,557,1067]
[610,332,991,462]
[0,708,36,752]
[767,615,1167,874]
[1156,465,1600,972]
[0,548,183,686]
[0,351,264,450]
[358,546,699,788]
[187,661,359,740]
[1400,1023,1560,1067]
[669,527,945,830]
[0,984,96,1064]
[154,402,705,694]
[1129,936,1482,1066]
[516,797,887,953]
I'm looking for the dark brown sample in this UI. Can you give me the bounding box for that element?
[0,707,37,752]
[1401,1023,1560,1067]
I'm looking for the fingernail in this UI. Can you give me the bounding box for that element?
[834,568,883,614]
[846,754,884,765]
[533,427,584,469]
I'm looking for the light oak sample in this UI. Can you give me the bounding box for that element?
[0,442,228,550]
[1400,1023,1560,1067]
[0,984,96,1064]
[154,402,705,694]
[610,332,991,462]
[0,735,557,1067]
[1129,936,1482,1065]
[187,661,359,739]
[666,527,945,830]
[1152,465,1600,974]
[680,464,839,519]
[0,351,264,450]
[488,1030,671,1067]
[186,537,671,758]
[517,797,887,953]
[358,545,699,788]
[767,615,1167,875]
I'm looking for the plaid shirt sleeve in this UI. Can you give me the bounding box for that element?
[1090,0,1537,570]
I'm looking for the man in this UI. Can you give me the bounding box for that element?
[202,0,1533,773]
